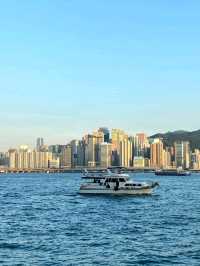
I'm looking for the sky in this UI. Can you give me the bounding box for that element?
[1,0,200,150]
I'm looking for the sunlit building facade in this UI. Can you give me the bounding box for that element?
[174,141,190,169]
[150,139,164,169]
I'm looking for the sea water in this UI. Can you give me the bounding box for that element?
[0,173,200,265]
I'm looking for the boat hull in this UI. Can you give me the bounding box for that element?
[79,187,154,195]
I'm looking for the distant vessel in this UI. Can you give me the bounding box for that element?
[155,169,191,176]
[79,170,159,195]
[0,170,5,174]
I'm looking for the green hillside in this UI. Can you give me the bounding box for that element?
[150,130,200,150]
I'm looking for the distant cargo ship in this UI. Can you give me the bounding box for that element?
[155,169,191,176]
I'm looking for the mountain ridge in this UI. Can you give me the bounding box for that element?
[150,129,200,150]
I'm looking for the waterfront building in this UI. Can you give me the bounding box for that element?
[77,140,85,166]
[163,148,172,169]
[8,149,18,169]
[174,141,190,169]
[100,143,112,168]
[84,134,96,167]
[48,145,63,156]
[98,127,110,143]
[18,145,30,169]
[61,144,72,168]
[9,148,53,170]
[150,139,164,169]
[93,130,104,164]
[191,149,200,169]
[134,133,149,157]
[111,129,126,166]
[84,132,104,167]
[0,152,9,167]
[144,158,150,168]
[120,137,133,167]
[35,151,50,169]
[133,156,145,168]
[49,157,60,169]
[36,138,44,152]
[29,151,36,169]
[70,140,79,167]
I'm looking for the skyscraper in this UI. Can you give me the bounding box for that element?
[8,149,18,169]
[18,145,29,169]
[100,143,112,168]
[61,144,72,168]
[84,132,104,167]
[98,127,110,143]
[163,148,172,169]
[111,129,126,166]
[134,133,149,157]
[150,139,164,169]
[0,152,9,167]
[174,141,190,169]
[71,140,79,167]
[77,140,85,166]
[120,137,133,167]
[36,138,44,151]
[191,149,200,170]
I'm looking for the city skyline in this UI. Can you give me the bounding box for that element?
[1,1,200,150]
[2,127,199,171]
[1,127,200,152]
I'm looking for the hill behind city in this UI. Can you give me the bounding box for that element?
[151,129,200,150]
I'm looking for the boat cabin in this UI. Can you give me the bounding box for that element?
[104,176,129,183]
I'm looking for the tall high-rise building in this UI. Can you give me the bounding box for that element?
[29,151,36,169]
[111,129,126,166]
[48,144,63,155]
[61,145,72,168]
[18,145,29,169]
[150,139,164,169]
[163,148,172,169]
[77,140,85,166]
[93,131,104,164]
[36,138,44,151]
[85,134,96,166]
[71,140,79,167]
[49,156,60,169]
[120,137,133,167]
[84,132,104,167]
[174,141,190,169]
[98,127,110,143]
[35,151,49,168]
[134,133,149,157]
[191,149,200,170]
[0,152,9,167]
[8,149,18,169]
[9,148,53,170]
[100,143,112,168]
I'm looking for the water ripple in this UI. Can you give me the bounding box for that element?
[0,173,200,265]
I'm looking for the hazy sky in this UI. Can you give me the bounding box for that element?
[1,1,200,150]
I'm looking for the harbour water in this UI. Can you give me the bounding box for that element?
[0,173,200,265]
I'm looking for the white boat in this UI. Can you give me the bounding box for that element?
[79,170,159,195]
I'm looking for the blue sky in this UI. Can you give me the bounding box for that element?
[1,1,200,150]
